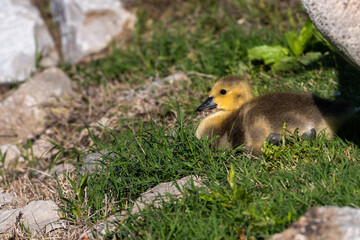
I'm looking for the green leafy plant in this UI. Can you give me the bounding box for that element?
[248,18,329,72]
[200,163,251,208]
[21,140,38,170]
[58,172,89,222]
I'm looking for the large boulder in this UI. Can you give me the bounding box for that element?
[301,0,360,70]
[0,0,58,83]
[50,0,136,63]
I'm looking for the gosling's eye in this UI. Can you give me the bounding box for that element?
[220,89,227,95]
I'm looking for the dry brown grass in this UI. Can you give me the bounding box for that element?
[0,174,83,239]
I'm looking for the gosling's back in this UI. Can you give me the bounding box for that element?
[229,92,353,153]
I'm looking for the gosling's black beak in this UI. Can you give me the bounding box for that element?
[197,97,217,112]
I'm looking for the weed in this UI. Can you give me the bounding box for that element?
[0,149,7,184]
[58,172,89,222]
[248,18,329,72]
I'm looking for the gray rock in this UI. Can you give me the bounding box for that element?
[0,192,16,206]
[0,68,72,148]
[79,212,127,240]
[81,151,115,174]
[50,0,136,63]
[132,175,204,214]
[0,0,58,83]
[0,144,22,166]
[39,163,76,181]
[0,200,59,234]
[31,139,54,161]
[79,175,204,239]
[270,206,360,240]
[301,0,360,69]
[48,163,76,176]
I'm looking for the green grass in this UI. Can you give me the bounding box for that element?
[56,0,360,239]
[62,114,360,239]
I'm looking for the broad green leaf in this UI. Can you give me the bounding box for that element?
[298,19,314,49]
[299,52,322,65]
[286,18,314,55]
[285,32,301,55]
[248,45,290,65]
[271,56,299,72]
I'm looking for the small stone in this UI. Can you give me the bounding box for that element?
[270,206,360,240]
[81,151,115,174]
[80,175,204,239]
[132,175,204,214]
[0,68,72,148]
[162,72,190,84]
[48,163,76,176]
[31,139,54,161]
[0,192,16,206]
[96,117,111,128]
[38,163,76,181]
[0,144,21,166]
[79,212,127,240]
[0,200,59,234]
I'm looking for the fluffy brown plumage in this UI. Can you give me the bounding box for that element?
[196,75,354,154]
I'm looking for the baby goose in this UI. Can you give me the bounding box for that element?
[196,75,354,154]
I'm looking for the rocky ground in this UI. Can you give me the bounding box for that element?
[0,67,199,238]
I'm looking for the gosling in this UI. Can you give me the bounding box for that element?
[196,75,354,154]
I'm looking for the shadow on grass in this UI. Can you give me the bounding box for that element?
[303,52,360,145]
[335,55,360,145]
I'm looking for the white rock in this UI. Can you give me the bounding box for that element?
[80,175,205,239]
[50,0,136,63]
[0,0,58,83]
[301,0,360,69]
[270,206,360,240]
[0,200,60,234]
[132,175,204,214]
[0,68,72,148]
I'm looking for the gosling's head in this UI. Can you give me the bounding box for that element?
[197,75,253,112]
